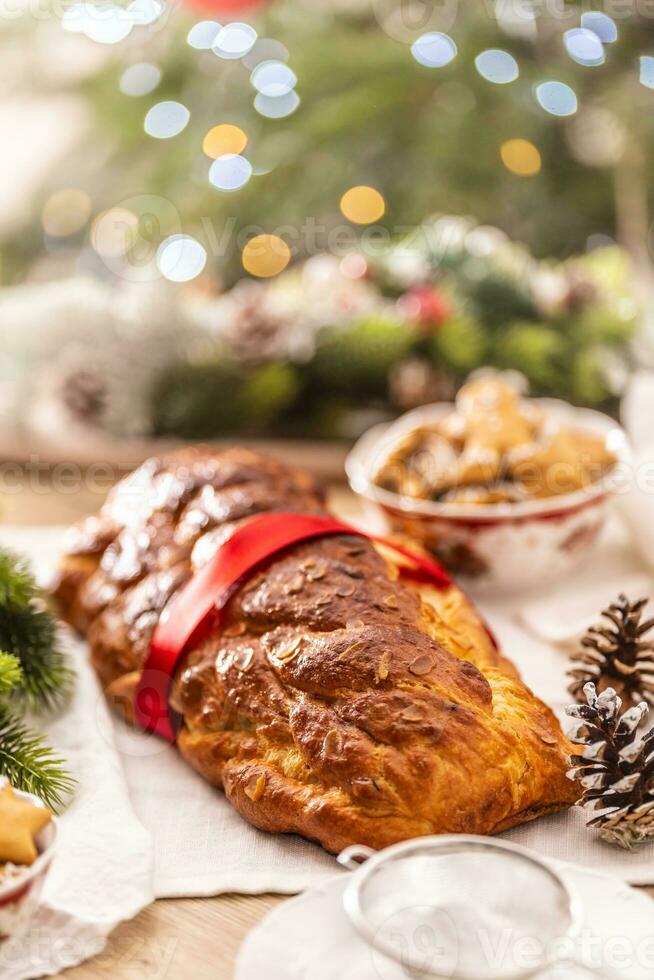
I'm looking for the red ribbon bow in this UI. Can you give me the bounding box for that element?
[135,512,454,742]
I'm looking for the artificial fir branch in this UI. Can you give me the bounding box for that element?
[0,651,22,694]
[0,549,74,712]
[0,550,75,809]
[0,703,75,811]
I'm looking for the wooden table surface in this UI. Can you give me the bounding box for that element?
[3,471,652,980]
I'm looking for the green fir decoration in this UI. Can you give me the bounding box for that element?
[0,550,74,810]
[0,550,74,712]
[0,652,22,695]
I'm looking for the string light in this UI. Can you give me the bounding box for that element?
[500,139,541,176]
[144,101,190,139]
[61,3,86,33]
[242,234,291,277]
[202,124,248,159]
[85,8,133,45]
[187,20,221,50]
[340,254,368,279]
[42,189,92,237]
[209,154,252,191]
[640,56,654,89]
[243,38,289,70]
[254,91,300,118]
[212,22,257,60]
[567,108,624,166]
[127,0,162,27]
[411,32,457,68]
[62,0,162,44]
[157,235,207,282]
[340,186,385,224]
[120,63,161,97]
[581,11,618,43]
[475,49,519,84]
[535,81,577,117]
[564,28,605,67]
[251,61,297,98]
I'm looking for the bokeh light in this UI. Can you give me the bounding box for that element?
[581,11,618,43]
[127,0,162,26]
[242,234,291,277]
[500,138,541,176]
[254,91,300,118]
[187,20,221,50]
[157,235,207,282]
[209,154,252,191]
[340,253,368,279]
[203,124,248,159]
[62,0,162,42]
[144,101,190,139]
[61,2,89,33]
[640,56,654,89]
[340,185,385,224]
[251,61,297,98]
[475,49,519,84]
[119,63,161,97]
[535,81,577,117]
[243,38,289,70]
[411,32,457,68]
[212,22,257,60]
[42,189,92,237]
[564,28,605,67]
[85,7,133,45]
[91,207,138,258]
[567,107,624,166]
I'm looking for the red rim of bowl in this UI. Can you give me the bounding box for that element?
[345,398,631,524]
[0,788,57,904]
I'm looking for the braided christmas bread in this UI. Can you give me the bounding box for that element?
[54,446,576,853]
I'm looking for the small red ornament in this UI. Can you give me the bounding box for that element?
[397,285,452,330]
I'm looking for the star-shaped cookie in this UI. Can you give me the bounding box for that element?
[0,784,52,865]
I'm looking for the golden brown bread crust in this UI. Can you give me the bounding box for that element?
[54,446,576,853]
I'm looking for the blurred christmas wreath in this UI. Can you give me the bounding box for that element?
[0,216,637,448]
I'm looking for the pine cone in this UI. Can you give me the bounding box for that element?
[566,683,654,849]
[568,594,654,708]
[223,282,289,366]
[60,368,107,425]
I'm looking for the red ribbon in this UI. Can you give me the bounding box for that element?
[135,512,454,742]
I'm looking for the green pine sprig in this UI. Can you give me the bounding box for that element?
[0,651,22,694]
[0,550,74,712]
[0,549,75,810]
[0,703,75,811]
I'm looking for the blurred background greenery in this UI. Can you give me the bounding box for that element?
[0,0,652,447]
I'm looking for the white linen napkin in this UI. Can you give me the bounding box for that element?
[1,523,652,907]
[0,573,154,979]
[617,369,654,574]
[235,864,654,980]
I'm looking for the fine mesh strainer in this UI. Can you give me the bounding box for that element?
[339,836,583,980]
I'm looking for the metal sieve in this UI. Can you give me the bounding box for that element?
[339,836,584,980]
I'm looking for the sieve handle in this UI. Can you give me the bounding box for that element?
[337,845,375,871]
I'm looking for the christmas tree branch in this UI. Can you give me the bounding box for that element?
[0,651,22,694]
[0,550,74,713]
[0,703,75,811]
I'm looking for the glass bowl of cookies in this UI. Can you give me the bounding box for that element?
[0,783,57,945]
[346,373,629,593]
